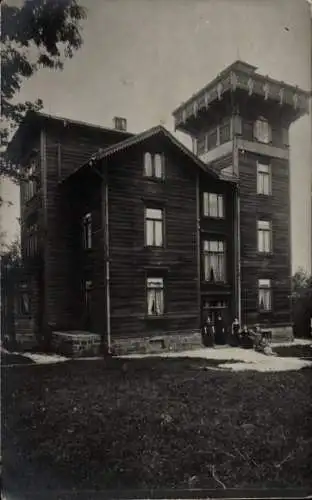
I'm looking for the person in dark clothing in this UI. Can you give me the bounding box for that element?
[240,325,254,349]
[215,313,226,345]
[229,318,240,346]
[202,316,215,347]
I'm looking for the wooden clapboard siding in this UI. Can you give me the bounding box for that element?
[199,169,236,318]
[106,138,201,339]
[42,120,129,331]
[239,150,291,325]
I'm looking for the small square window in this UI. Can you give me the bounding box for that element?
[203,193,224,218]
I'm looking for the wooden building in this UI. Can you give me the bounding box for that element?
[173,60,310,335]
[3,61,310,354]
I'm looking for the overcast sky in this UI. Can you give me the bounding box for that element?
[1,0,311,272]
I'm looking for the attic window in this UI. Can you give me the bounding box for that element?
[143,153,164,179]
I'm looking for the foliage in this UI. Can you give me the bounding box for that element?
[1,0,87,180]
[291,267,312,299]
[3,358,312,491]
[0,235,21,263]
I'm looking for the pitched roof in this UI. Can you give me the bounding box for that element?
[66,125,223,181]
[6,110,132,162]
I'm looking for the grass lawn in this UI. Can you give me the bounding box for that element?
[2,356,312,492]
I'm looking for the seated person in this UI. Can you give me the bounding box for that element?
[240,325,254,349]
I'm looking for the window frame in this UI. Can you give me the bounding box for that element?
[16,284,31,317]
[146,276,165,317]
[82,212,92,250]
[253,118,271,144]
[203,192,225,219]
[143,152,165,180]
[257,161,271,195]
[203,239,226,283]
[257,219,272,254]
[258,278,272,312]
[144,207,164,248]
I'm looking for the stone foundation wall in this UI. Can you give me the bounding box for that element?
[270,326,294,343]
[52,331,102,357]
[111,330,203,356]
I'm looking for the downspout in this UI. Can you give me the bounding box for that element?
[104,179,111,354]
[236,183,242,325]
[232,121,241,326]
[196,170,201,329]
[95,164,111,354]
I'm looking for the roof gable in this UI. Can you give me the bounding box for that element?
[66,125,224,182]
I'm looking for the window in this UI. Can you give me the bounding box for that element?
[147,277,164,316]
[258,279,272,311]
[203,240,226,282]
[257,162,271,195]
[207,128,218,150]
[203,193,224,218]
[219,119,231,144]
[254,118,271,144]
[16,284,31,316]
[258,220,272,253]
[196,134,206,155]
[22,157,39,203]
[144,153,164,179]
[145,207,163,247]
[83,213,92,249]
[84,280,92,305]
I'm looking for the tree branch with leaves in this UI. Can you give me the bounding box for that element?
[1,0,87,181]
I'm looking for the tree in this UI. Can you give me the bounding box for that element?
[1,0,87,181]
[291,267,312,299]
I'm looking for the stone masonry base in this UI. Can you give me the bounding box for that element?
[111,330,203,356]
[51,331,102,357]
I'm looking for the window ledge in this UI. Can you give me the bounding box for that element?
[144,176,165,183]
[257,252,273,257]
[202,215,225,220]
[144,315,166,321]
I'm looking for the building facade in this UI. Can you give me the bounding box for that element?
[3,61,310,354]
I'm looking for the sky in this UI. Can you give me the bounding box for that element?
[1,0,311,272]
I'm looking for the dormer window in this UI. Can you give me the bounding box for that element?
[254,118,271,144]
[144,153,164,179]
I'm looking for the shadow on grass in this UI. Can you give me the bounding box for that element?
[2,357,312,492]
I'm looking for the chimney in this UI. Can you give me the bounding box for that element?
[113,116,127,131]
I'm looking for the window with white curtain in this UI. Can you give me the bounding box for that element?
[143,152,164,179]
[203,240,226,282]
[203,192,224,218]
[145,207,163,247]
[257,220,272,253]
[257,162,271,195]
[254,118,271,144]
[258,279,272,311]
[147,277,164,316]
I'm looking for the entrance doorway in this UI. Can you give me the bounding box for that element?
[202,298,230,344]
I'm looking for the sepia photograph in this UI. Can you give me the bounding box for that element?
[1,0,312,498]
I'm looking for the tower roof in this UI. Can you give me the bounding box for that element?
[173,60,311,134]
